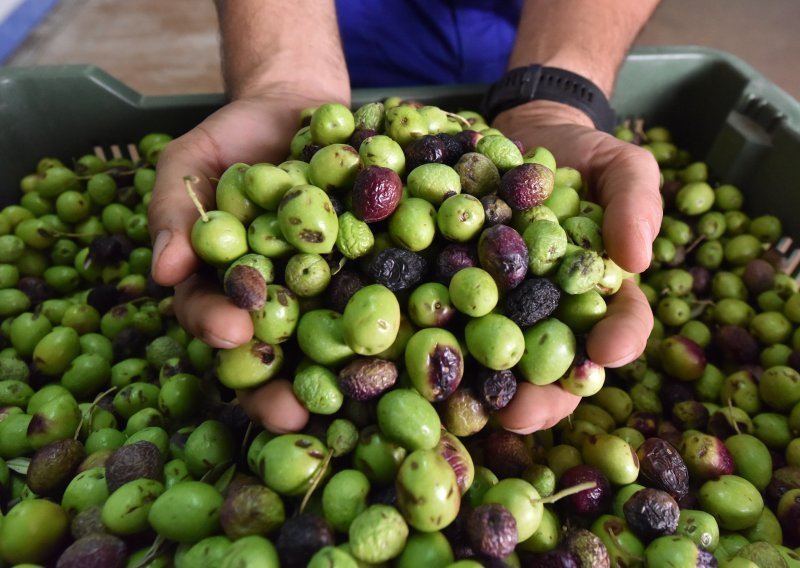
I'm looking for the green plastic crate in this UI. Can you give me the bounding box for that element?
[2,46,799,237]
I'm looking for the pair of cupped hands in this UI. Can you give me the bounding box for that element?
[147,85,663,436]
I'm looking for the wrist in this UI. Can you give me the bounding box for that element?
[493,100,596,131]
[228,59,351,111]
[508,53,616,98]
[216,0,351,107]
[482,65,616,132]
[508,0,661,98]
[236,78,351,115]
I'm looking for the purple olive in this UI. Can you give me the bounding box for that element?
[713,325,759,366]
[338,357,398,401]
[480,194,513,227]
[351,165,403,223]
[689,265,711,296]
[348,128,378,150]
[435,243,479,284]
[466,503,517,559]
[482,430,533,479]
[559,464,612,518]
[742,258,776,295]
[477,225,528,290]
[498,162,555,211]
[626,411,660,438]
[454,130,483,153]
[404,135,447,171]
[777,489,800,547]
[435,133,464,165]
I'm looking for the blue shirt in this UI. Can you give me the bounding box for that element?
[336,0,524,88]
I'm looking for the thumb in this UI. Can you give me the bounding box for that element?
[148,131,223,287]
[593,142,663,274]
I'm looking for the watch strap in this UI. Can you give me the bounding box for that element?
[481,65,617,133]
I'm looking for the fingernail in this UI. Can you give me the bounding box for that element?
[526,422,546,434]
[205,331,239,350]
[604,350,638,369]
[638,218,655,245]
[152,230,170,265]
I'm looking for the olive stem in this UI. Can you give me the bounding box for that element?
[299,449,333,514]
[602,524,644,564]
[445,111,472,129]
[200,460,235,484]
[183,175,209,223]
[684,234,707,255]
[633,118,647,141]
[330,256,348,277]
[130,534,169,568]
[240,420,255,462]
[74,386,118,440]
[51,230,107,239]
[75,169,138,180]
[213,463,238,494]
[536,481,597,505]
[727,397,742,435]
[689,299,712,320]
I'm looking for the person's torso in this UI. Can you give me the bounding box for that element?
[336,0,524,87]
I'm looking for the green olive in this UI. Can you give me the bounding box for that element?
[0,498,69,565]
[148,480,224,543]
[697,475,763,531]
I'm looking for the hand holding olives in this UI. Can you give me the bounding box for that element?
[176,98,633,438]
[492,100,662,367]
[147,90,353,349]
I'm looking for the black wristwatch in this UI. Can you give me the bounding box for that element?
[480,65,617,133]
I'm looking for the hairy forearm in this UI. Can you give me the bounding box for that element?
[510,0,661,96]
[214,0,350,103]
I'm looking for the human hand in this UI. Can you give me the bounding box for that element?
[492,100,662,434]
[148,88,348,433]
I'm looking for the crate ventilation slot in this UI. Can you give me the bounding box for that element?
[738,94,785,135]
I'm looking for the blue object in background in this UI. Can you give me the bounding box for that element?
[336,0,524,88]
[0,0,59,63]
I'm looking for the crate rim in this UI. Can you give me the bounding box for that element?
[2,45,798,128]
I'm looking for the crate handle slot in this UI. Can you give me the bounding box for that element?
[737,93,786,136]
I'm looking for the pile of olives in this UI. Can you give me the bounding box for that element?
[605,122,800,567]
[0,95,797,568]
[192,99,622,407]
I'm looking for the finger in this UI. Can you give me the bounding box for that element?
[237,380,310,434]
[496,382,581,434]
[149,132,223,287]
[502,122,662,274]
[173,273,254,348]
[586,279,654,368]
[592,142,663,274]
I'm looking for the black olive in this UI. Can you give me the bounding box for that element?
[368,247,427,292]
[466,503,517,559]
[276,513,335,568]
[623,487,680,542]
[503,277,561,328]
